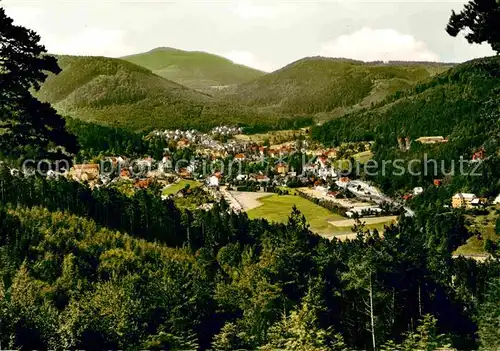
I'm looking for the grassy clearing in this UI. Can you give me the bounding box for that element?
[353,151,373,164]
[246,194,345,235]
[162,180,200,196]
[454,206,500,255]
[246,193,393,238]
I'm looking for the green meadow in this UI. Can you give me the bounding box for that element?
[247,193,395,237]
[162,180,201,196]
[246,194,345,235]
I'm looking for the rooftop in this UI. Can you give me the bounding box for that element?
[453,193,476,200]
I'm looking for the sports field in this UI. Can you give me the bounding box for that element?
[246,193,395,238]
[246,194,345,235]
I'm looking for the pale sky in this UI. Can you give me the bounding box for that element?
[2,0,496,72]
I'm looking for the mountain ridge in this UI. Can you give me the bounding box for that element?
[35,50,461,133]
[121,47,265,91]
[223,56,454,117]
[35,55,270,131]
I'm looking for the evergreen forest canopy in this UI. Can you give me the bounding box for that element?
[33,54,455,132]
[0,169,499,350]
[223,57,453,116]
[34,55,273,132]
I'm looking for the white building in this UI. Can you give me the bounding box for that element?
[303,165,317,174]
[208,175,219,187]
[256,176,270,183]
[494,194,500,205]
[413,187,424,196]
[336,179,350,189]
[319,168,337,179]
[315,185,328,194]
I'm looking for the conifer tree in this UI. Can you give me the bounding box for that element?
[446,0,500,53]
[0,6,78,161]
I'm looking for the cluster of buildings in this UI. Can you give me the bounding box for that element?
[396,135,449,151]
[210,125,243,136]
[451,193,490,209]
[62,129,500,214]
[299,178,405,219]
[68,156,177,189]
[415,136,449,145]
[148,126,243,152]
[65,135,374,195]
[148,129,205,148]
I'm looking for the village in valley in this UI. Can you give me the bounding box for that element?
[51,125,499,243]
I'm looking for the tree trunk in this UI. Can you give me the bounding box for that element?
[418,283,422,317]
[370,277,376,351]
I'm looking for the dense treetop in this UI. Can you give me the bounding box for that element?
[447,0,500,53]
[0,169,499,349]
[0,7,78,161]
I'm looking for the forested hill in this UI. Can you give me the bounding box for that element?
[312,55,500,195]
[35,55,284,132]
[122,47,265,91]
[224,56,453,117]
[312,55,500,146]
[35,55,454,132]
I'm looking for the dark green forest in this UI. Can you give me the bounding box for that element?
[34,55,309,132]
[224,57,452,116]
[0,170,499,350]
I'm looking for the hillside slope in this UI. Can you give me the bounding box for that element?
[226,57,453,117]
[312,56,500,145]
[36,55,271,131]
[312,56,500,196]
[122,47,265,91]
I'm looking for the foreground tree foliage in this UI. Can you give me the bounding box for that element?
[0,7,78,161]
[446,0,500,53]
[0,171,499,350]
[477,278,500,350]
[381,314,451,351]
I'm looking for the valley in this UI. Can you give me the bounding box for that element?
[1,1,500,349]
